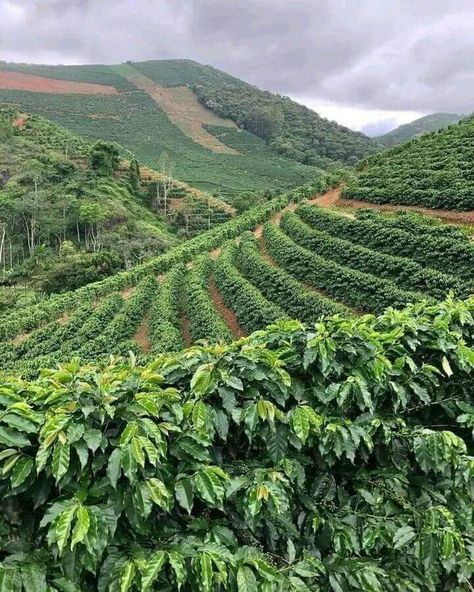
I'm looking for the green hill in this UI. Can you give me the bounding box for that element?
[377,112,465,147]
[0,106,181,296]
[0,59,377,196]
[344,115,474,210]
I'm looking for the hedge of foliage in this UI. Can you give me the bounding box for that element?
[281,211,469,300]
[0,296,473,591]
[343,116,474,210]
[234,233,348,321]
[262,223,424,314]
[297,205,474,284]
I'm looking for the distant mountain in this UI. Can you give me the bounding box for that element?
[377,113,465,147]
[0,59,377,195]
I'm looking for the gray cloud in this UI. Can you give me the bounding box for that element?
[0,0,473,113]
[361,119,399,138]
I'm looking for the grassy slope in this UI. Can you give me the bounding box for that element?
[344,115,474,210]
[0,61,320,197]
[377,113,465,147]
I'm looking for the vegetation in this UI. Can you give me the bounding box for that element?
[0,62,323,197]
[0,297,473,590]
[377,113,465,147]
[344,115,474,210]
[297,205,474,283]
[0,106,176,290]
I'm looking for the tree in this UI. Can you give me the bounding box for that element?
[89,141,120,175]
[128,158,141,193]
[79,203,108,252]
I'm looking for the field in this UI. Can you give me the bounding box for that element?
[1,183,472,376]
[345,115,474,210]
[0,60,324,197]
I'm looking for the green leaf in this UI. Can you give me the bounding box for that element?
[168,550,186,590]
[291,407,310,444]
[106,448,121,488]
[141,550,167,590]
[393,525,417,550]
[146,478,171,510]
[10,457,34,488]
[121,443,137,481]
[55,504,78,555]
[237,566,258,592]
[190,363,214,396]
[83,427,102,452]
[0,426,30,448]
[195,469,224,507]
[52,441,70,482]
[131,436,145,467]
[175,477,194,513]
[120,560,136,592]
[71,505,90,548]
[198,552,213,592]
[441,356,453,377]
[21,563,47,592]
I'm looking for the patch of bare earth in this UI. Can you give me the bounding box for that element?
[133,314,151,353]
[0,70,118,94]
[11,311,70,345]
[181,313,192,348]
[117,66,239,154]
[208,276,246,339]
[121,287,134,300]
[310,186,474,226]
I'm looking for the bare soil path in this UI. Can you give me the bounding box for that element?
[133,314,151,353]
[208,276,246,339]
[310,186,474,226]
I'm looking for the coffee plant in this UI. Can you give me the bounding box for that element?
[0,296,473,590]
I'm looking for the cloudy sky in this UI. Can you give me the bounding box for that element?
[0,0,472,134]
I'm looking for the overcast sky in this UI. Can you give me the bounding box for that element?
[0,0,472,134]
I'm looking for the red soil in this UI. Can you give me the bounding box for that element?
[12,115,27,128]
[133,314,151,353]
[181,313,192,348]
[310,186,474,226]
[208,276,246,339]
[0,71,118,95]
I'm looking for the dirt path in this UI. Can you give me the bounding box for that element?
[114,64,239,155]
[181,313,192,348]
[133,314,151,353]
[310,186,474,226]
[208,276,246,339]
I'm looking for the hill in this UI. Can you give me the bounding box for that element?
[344,115,474,210]
[377,112,465,147]
[0,59,377,196]
[0,106,181,292]
[0,181,472,375]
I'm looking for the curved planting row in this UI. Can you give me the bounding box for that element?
[185,256,234,344]
[263,222,426,314]
[149,266,185,354]
[281,211,469,300]
[214,243,286,334]
[234,233,349,322]
[297,204,474,284]
[0,193,292,342]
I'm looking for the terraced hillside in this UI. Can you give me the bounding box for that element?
[0,61,324,196]
[2,185,472,376]
[344,115,474,210]
[0,59,377,196]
